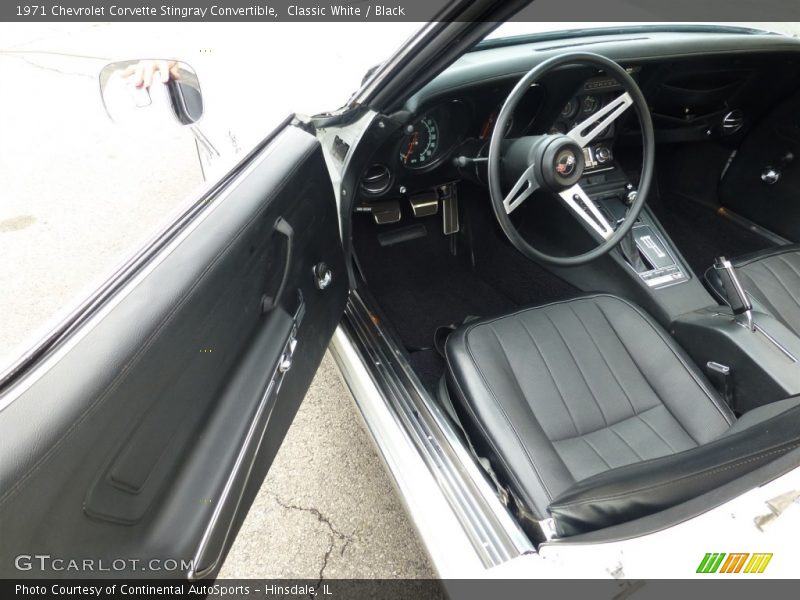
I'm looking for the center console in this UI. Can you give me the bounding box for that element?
[566,152,800,412]
[547,149,708,327]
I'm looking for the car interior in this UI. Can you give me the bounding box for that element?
[347,28,800,541]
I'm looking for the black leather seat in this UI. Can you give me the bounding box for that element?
[706,244,800,337]
[444,294,800,536]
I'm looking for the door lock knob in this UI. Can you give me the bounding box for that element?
[313,263,333,290]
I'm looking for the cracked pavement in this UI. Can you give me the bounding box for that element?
[218,354,434,579]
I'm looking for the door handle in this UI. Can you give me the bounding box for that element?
[261,216,294,312]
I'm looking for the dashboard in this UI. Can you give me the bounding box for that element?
[358,73,629,199]
[355,31,800,204]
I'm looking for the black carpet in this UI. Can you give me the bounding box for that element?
[650,195,773,277]
[352,203,577,394]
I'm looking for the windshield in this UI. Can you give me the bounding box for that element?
[483,21,796,45]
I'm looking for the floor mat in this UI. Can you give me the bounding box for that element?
[650,196,773,276]
[408,349,445,396]
[353,207,578,394]
[354,218,515,352]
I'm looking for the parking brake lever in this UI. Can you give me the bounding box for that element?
[714,256,755,331]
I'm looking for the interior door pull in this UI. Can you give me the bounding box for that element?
[261,217,294,312]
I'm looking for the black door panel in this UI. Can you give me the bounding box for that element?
[0,124,347,578]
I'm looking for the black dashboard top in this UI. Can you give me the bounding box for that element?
[406,31,800,112]
[355,31,800,202]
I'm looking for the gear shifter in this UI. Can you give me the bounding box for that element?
[620,230,647,272]
[713,257,754,331]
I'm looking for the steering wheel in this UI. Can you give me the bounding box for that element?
[487,52,654,267]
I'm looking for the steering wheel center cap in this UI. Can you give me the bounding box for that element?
[555,149,578,176]
[538,135,585,191]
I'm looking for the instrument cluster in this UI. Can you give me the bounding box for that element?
[359,76,625,200]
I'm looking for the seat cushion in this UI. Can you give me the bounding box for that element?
[706,244,800,337]
[444,294,734,521]
[549,397,800,536]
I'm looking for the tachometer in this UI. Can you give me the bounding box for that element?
[400,116,440,169]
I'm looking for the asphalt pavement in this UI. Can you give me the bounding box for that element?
[0,22,432,579]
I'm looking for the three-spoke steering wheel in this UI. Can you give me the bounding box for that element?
[487,52,655,267]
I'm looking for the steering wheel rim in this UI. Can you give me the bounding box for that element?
[487,52,655,267]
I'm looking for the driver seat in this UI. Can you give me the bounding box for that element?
[444,294,800,536]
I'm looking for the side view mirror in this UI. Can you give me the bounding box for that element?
[99,59,203,126]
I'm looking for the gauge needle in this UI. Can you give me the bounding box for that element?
[403,132,418,163]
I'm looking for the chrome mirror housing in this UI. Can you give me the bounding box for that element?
[99,59,203,126]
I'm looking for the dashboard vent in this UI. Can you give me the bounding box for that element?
[360,164,392,195]
[722,110,745,134]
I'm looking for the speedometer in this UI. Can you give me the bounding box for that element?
[400,116,440,169]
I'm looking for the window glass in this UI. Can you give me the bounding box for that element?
[0,22,420,372]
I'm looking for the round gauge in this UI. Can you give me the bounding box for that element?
[400,116,440,169]
[479,109,514,141]
[582,95,599,114]
[560,98,579,119]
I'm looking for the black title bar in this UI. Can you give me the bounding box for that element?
[4,0,800,22]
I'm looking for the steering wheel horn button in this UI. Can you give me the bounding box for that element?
[555,150,577,176]
[540,135,585,191]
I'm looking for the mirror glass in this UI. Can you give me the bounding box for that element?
[99,59,203,127]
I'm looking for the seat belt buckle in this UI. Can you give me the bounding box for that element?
[706,361,734,408]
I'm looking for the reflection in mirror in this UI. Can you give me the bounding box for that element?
[99,59,203,126]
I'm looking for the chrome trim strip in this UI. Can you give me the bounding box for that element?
[330,291,534,572]
[188,317,302,580]
[753,322,798,363]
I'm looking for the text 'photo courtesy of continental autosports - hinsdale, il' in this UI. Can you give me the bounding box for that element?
[4,0,800,591]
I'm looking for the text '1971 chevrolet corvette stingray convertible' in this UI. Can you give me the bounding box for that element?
[4,0,800,583]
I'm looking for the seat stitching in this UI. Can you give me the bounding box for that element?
[607,425,644,461]
[553,404,676,442]
[594,301,732,433]
[568,304,639,418]
[460,327,557,500]
[549,443,800,510]
[580,436,612,469]
[542,310,610,428]
[636,412,678,453]
[598,298,733,423]
[740,265,799,334]
[517,317,582,437]
[775,254,800,282]
[757,261,800,309]
[589,303,699,443]
[487,325,542,425]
